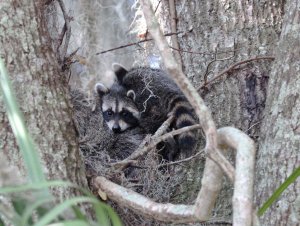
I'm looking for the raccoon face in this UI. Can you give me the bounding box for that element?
[95,83,140,133]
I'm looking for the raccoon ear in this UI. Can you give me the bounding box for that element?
[112,63,128,83]
[127,90,136,101]
[95,83,109,96]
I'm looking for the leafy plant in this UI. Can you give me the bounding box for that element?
[0,57,122,226]
[258,166,300,216]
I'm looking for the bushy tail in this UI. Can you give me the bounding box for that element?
[169,96,198,153]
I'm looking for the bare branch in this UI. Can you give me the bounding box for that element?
[57,0,71,62]
[198,56,275,90]
[111,116,174,170]
[95,31,183,55]
[93,127,256,225]
[140,0,235,181]
[158,148,205,168]
[203,46,235,84]
[168,0,183,69]
[93,176,197,223]
[216,127,256,226]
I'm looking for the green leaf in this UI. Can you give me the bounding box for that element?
[34,196,107,226]
[71,206,88,222]
[258,166,300,216]
[0,58,47,191]
[0,215,5,226]
[21,197,53,226]
[46,220,90,226]
[0,180,72,194]
[12,197,27,216]
[103,205,123,226]
[93,202,110,226]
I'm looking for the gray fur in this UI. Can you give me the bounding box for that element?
[114,66,198,158]
[71,89,145,175]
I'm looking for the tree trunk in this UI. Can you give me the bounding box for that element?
[255,0,300,225]
[0,0,87,198]
[154,0,284,222]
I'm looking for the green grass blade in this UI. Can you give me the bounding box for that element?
[0,180,72,194]
[34,197,108,226]
[71,206,88,222]
[258,166,300,216]
[46,220,90,226]
[103,205,123,226]
[21,197,53,226]
[93,202,110,226]
[0,216,4,226]
[0,58,46,186]
[11,197,27,216]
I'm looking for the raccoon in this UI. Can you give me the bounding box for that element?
[94,82,140,133]
[112,64,198,157]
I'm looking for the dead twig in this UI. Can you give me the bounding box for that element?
[203,46,236,84]
[95,31,183,55]
[57,0,72,63]
[168,0,183,69]
[198,56,275,90]
[158,148,205,168]
[111,116,174,170]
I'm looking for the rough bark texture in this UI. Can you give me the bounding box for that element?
[2,0,297,225]
[154,1,284,223]
[255,0,300,225]
[0,0,87,198]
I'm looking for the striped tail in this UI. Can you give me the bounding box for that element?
[169,96,198,154]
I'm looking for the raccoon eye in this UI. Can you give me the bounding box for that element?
[106,110,113,117]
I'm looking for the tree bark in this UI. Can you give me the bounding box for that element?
[0,0,87,198]
[152,0,284,222]
[255,0,300,225]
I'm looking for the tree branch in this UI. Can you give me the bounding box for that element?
[57,0,71,63]
[215,127,256,226]
[198,56,275,90]
[95,31,183,55]
[93,127,256,225]
[168,0,183,69]
[140,0,235,182]
[93,176,197,223]
[111,116,174,170]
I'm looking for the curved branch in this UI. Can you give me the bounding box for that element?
[217,127,256,226]
[94,176,197,223]
[93,127,256,225]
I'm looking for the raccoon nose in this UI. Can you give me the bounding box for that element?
[112,124,121,133]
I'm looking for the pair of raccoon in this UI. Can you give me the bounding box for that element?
[95,64,198,160]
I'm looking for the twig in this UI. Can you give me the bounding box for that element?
[168,0,183,69]
[113,123,203,171]
[57,0,72,63]
[95,31,183,55]
[198,56,275,90]
[245,120,262,133]
[111,116,174,170]
[203,46,235,84]
[158,148,205,168]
